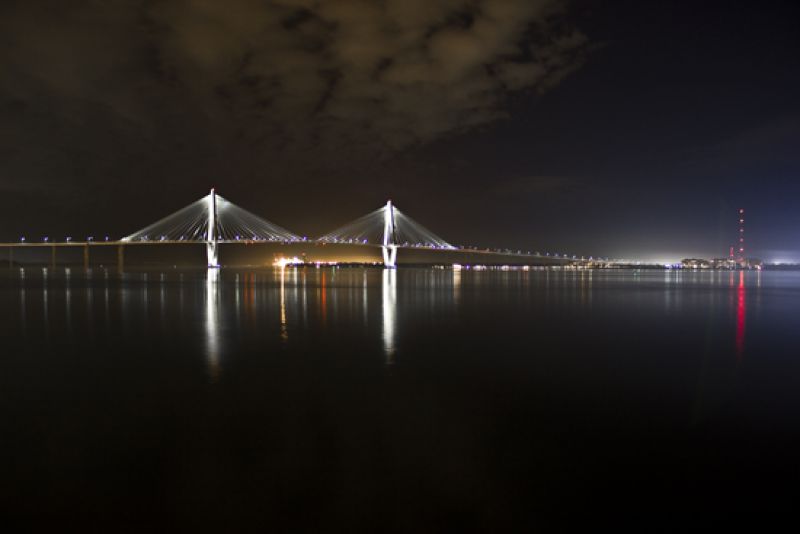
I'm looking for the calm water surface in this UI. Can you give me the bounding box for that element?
[2,267,800,530]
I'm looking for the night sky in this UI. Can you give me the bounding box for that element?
[2,0,799,262]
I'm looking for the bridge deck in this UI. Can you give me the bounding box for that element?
[0,240,581,261]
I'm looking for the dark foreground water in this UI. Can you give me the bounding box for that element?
[2,267,800,531]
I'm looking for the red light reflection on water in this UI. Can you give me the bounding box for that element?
[736,270,746,362]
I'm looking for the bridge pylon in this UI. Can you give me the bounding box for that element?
[207,188,219,268]
[317,199,454,267]
[121,189,300,267]
[382,200,398,268]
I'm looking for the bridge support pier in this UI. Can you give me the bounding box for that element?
[382,200,398,268]
[83,244,89,270]
[50,245,56,269]
[381,245,397,269]
[207,188,220,268]
[207,242,219,268]
[8,247,12,268]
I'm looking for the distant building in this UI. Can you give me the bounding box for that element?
[709,257,762,270]
[681,258,711,269]
[710,257,737,270]
[744,257,763,269]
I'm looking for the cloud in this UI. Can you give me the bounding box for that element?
[0,0,586,157]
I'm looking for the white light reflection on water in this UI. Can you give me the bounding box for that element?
[279,267,288,343]
[382,269,397,364]
[453,267,461,307]
[206,268,221,382]
[234,273,240,325]
[580,269,593,307]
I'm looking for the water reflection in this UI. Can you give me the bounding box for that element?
[736,270,746,362]
[279,267,288,343]
[580,269,593,307]
[85,268,94,336]
[19,269,26,335]
[362,270,369,328]
[42,267,49,340]
[453,267,461,306]
[159,273,166,330]
[382,269,397,363]
[65,268,72,336]
[3,267,767,378]
[104,270,110,330]
[206,268,221,382]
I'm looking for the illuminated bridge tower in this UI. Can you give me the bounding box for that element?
[122,188,300,268]
[738,208,745,266]
[317,199,454,269]
[382,200,398,269]
[207,188,219,268]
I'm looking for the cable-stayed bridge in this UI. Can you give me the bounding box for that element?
[1,189,606,268]
[317,200,455,267]
[120,190,302,267]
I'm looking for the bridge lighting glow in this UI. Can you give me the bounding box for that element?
[87,236,94,241]
[43,237,49,242]
[103,189,591,267]
[273,256,304,268]
[20,237,25,242]
[121,191,300,245]
[66,237,72,242]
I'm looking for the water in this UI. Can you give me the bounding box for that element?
[2,267,800,530]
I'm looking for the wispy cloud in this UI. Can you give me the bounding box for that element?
[0,0,587,155]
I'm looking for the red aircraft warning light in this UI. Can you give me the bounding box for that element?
[738,208,745,262]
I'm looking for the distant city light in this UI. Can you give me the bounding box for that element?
[274,256,304,268]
